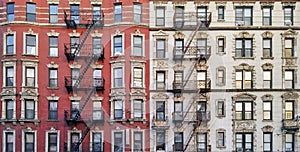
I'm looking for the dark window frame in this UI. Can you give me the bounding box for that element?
[156,7,165,26]
[262,7,272,26]
[285,133,294,152]
[49,68,58,88]
[49,4,58,23]
[263,132,272,152]
[70,4,80,24]
[235,38,253,57]
[133,131,143,151]
[235,133,253,152]
[25,99,35,119]
[113,35,123,56]
[25,67,35,87]
[263,38,272,57]
[6,66,14,87]
[6,99,14,120]
[133,2,142,23]
[92,132,102,152]
[156,101,165,121]
[92,5,101,21]
[6,132,14,152]
[156,39,166,58]
[6,34,14,55]
[25,132,35,152]
[218,6,225,20]
[156,71,165,90]
[49,36,58,57]
[235,7,253,26]
[48,100,58,120]
[235,101,253,120]
[156,131,165,150]
[263,70,272,89]
[114,132,123,151]
[284,7,293,26]
[263,101,272,120]
[174,132,184,151]
[114,3,122,23]
[7,3,14,22]
[133,35,143,56]
[48,133,58,152]
[26,3,36,22]
[114,100,123,120]
[113,67,123,88]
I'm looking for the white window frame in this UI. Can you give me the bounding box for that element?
[113,67,124,88]
[112,100,124,120]
[90,131,104,152]
[68,130,82,152]
[48,100,58,120]
[133,2,142,23]
[49,36,58,57]
[132,99,144,119]
[132,67,144,88]
[23,33,38,56]
[22,130,37,152]
[156,7,165,26]
[3,130,15,152]
[235,70,252,89]
[112,130,125,152]
[22,62,38,88]
[45,130,60,152]
[3,31,16,55]
[49,68,58,88]
[263,70,272,89]
[20,97,38,120]
[132,130,144,152]
[131,34,145,57]
[284,70,294,89]
[111,33,124,56]
[92,100,103,121]
[2,61,16,88]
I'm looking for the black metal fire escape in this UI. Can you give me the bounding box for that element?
[63,9,104,152]
[172,12,211,152]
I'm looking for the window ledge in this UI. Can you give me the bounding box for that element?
[217,19,225,22]
[2,54,16,56]
[108,118,127,125]
[233,56,255,60]
[216,115,226,119]
[216,146,226,149]
[262,120,273,122]
[216,52,226,55]
[128,118,148,125]
[261,57,274,60]
[110,55,125,58]
[153,58,168,60]
[47,120,59,122]
[48,56,59,58]
[281,57,297,59]
[22,54,38,57]
[47,87,59,90]
[0,119,18,125]
[18,119,40,126]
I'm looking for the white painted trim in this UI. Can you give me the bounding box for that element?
[22,130,37,152]
[3,130,15,152]
[45,130,60,152]
[111,130,125,152]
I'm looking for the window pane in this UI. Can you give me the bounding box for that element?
[285,71,293,80]
[264,102,271,110]
[236,102,242,111]
[245,71,252,80]
[236,71,242,80]
[263,71,271,80]
[286,102,293,110]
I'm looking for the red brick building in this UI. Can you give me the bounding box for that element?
[0,0,149,151]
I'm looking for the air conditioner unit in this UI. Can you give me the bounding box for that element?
[285,20,292,26]
[237,148,243,152]
[237,21,244,26]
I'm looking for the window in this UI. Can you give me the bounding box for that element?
[285,101,294,120]
[197,102,206,122]
[25,132,35,152]
[156,7,165,26]
[236,7,252,26]
[49,5,58,23]
[26,35,36,55]
[235,71,252,89]
[49,68,58,88]
[197,6,207,22]
[235,101,253,120]
[284,70,294,89]
[93,133,102,152]
[5,99,14,120]
[217,68,225,86]
[197,38,207,55]
[114,100,123,119]
[7,3,14,22]
[49,36,58,57]
[93,69,102,88]
[26,67,35,87]
[48,100,58,120]
[156,101,165,121]
[133,132,143,151]
[217,101,225,116]
[26,3,36,22]
[70,37,80,55]
[197,133,207,152]
[113,68,123,88]
[71,68,80,87]
[5,132,14,152]
[92,5,101,21]
[174,102,183,121]
[217,132,225,147]
[114,3,122,22]
[156,71,165,90]
[133,3,142,23]
[284,38,294,57]
[263,70,272,89]
[263,101,272,120]
[133,68,143,87]
[156,39,165,58]
[235,39,252,57]
[263,38,272,57]
[113,35,123,56]
[93,37,103,56]
[70,5,80,24]
[218,38,225,53]
[133,36,143,56]
[284,7,293,26]
[133,99,143,118]
[262,7,271,25]
[6,67,14,87]
[285,133,294,152]
[174,71,183,88]
[236,133,253,152]
[174,132,183,151]
[48,133,58,152]
[218,6,224,20]
[93,101,103,121]
[197,71,207,89]
[156,131,165,150]
[25,99,35,119]
[70,133,80,152]
[113,132,124,152]
[71,100,79,119]
[174,39,184,57]
[174,6,184,28]
[263,132,272,152]
[6,34,14,55]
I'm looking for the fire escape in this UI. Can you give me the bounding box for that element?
[63,9,104,152]
[172,11,211,152]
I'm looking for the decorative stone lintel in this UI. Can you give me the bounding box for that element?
[234,120,256,132]
[281,92,299,100]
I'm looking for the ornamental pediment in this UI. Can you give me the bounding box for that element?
[152,93,169,99]
[232,93,256,101]
[281,92,299,100]
[20,89,38,97]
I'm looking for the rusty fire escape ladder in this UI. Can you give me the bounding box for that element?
[183,123,199,152]
[73,125,91,152]
[73,88,94,121]
[73,21,96,57]
[181,56,201,88]
[73,55,95,88]
[183,21,205,54]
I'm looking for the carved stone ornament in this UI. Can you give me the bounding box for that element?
[156,60,167,68]
[173,64,185,71]
[261,125,274,132]
[196,64,208,71]
[91,30,103,37]
[27,28,35,35]
[261,63,273,70]
[173,1,186,6]
[68,0,80,5]
[47,62,59,68]
[47,94,59,101]
[232,93,257,101]
[234,63,254,70]
[1,89,15,96]
[261,31,273,38]
[47,30,60,37]
[282,2,296,7]
[90,0,102,5]
[173,96,184,102]
[153,30,168,37]
[68,30,80,37]
[234,31,254,39]
[47,0,59,4]
[152,93,169,99]
[235,121,255,131]
[260,2,274,7]
[281,92,299,100]
[20,89,38,97]
[261,94,273,101]
[196,32,208,39]
[6,28,14,34]
[173,32,185,39]
[281,29,298,37]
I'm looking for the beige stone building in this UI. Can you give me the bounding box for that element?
[149,0,300,151]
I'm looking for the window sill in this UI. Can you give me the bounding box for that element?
[216,146,226,149]
[128,118,148,125]
[108,118,127,125]
[217,19,225,22]
[281,57,297,59]
[110,55,125,58]
[262,119,273,122]
[261,57,274,60]
[22,54,38,57]
[216,115,226,119]
[0,119,18,125]
[47,120,59,122]
[216,52,226,55]
[18,119,40,126]
[233,56,255,60]
[2,54,16,56]
[153,58,168,60]
[48,56,59,58]
[47,87,59,90]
